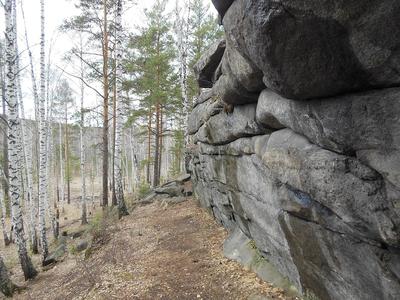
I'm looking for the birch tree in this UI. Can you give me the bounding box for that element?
[58,121,65,212]
[14,2,39,254]
[0,183,10,246]
[174,0,191,146]
[114,0,129,217]
[4,0,37,279]
[79,36,88,224]
[38,0,49,262]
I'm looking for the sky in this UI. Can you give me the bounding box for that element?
[0,0,218,120]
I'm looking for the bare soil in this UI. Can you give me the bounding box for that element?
[8,197,293,300]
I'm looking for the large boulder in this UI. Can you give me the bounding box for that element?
[213,42,265,105]
[256,88,400,189]
[193,102,269,145]
[223,0,400,100]
[263,129,399,246]
[193,39,225,88]
[191,135,400,300]
[188,95,223,135]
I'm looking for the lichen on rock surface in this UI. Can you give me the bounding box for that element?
[188,1,400,299]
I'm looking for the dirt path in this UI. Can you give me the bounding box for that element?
[15,199,291,300]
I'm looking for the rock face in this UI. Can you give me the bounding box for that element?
[220,0,400,100]
[193,39,225,88]
[189,2,400,299]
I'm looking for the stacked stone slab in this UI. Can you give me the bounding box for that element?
[189,1,400,299]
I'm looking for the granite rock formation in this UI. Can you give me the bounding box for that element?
[189,1,400,299]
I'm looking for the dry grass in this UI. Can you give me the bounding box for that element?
[0,177,295,300]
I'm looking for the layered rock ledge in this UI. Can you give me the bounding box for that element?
[188,1,400,299]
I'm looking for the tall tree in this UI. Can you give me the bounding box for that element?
[101,0,110,207]
[174,0,191,145]
[38,0,49,262]
[79,36,88,224]
[4,0,37,278]
[128,0,177,187]
[114,0,129,217]
[62,0,126,207]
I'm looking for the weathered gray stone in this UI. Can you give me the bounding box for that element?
[76,240,89,252]
[193,39,225,88]
[193,88,215,108]
[263,129,399,246]
[256,88,400,189]
[224,228,299,297]
[280,212,400,300]
[224,44,264,93]
[198,137,257,156]
[155,183,184,197]
[213,53,260,105]
[190,135,400,299]
[189,2,400,298]
[44,236,68,265]
[175,173,191,184]
[188,97,223,135]
[223,0,400,100]
[194,103,269,145]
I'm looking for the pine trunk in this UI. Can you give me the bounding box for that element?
[158,106,163,181]
[153,102,160,187]
[147,108,152,184]
[129,128,140,190]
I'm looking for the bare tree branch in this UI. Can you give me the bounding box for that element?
[57,65,104,100]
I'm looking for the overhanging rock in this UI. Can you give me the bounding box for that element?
[188,2,400,297]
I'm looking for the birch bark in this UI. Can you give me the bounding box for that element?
[114,0,129,217]
[38,0,49,261]
[79,35,88,224]
[4,0,37,279]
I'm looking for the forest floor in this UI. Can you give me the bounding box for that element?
[2,183,294,299]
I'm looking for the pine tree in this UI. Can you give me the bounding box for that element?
[128,0,177,187]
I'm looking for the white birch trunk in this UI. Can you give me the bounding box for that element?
[175,1,191,147]
[14,7,38,253]
[21,1,40,122]
[38,0,49,261]
[4,0,37,279]
[79,35,88,224]
[114,0,128,217]
[0,176,10,246]
[58,122,65,212]
[18,85,38,253]
[45,98,58,239]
